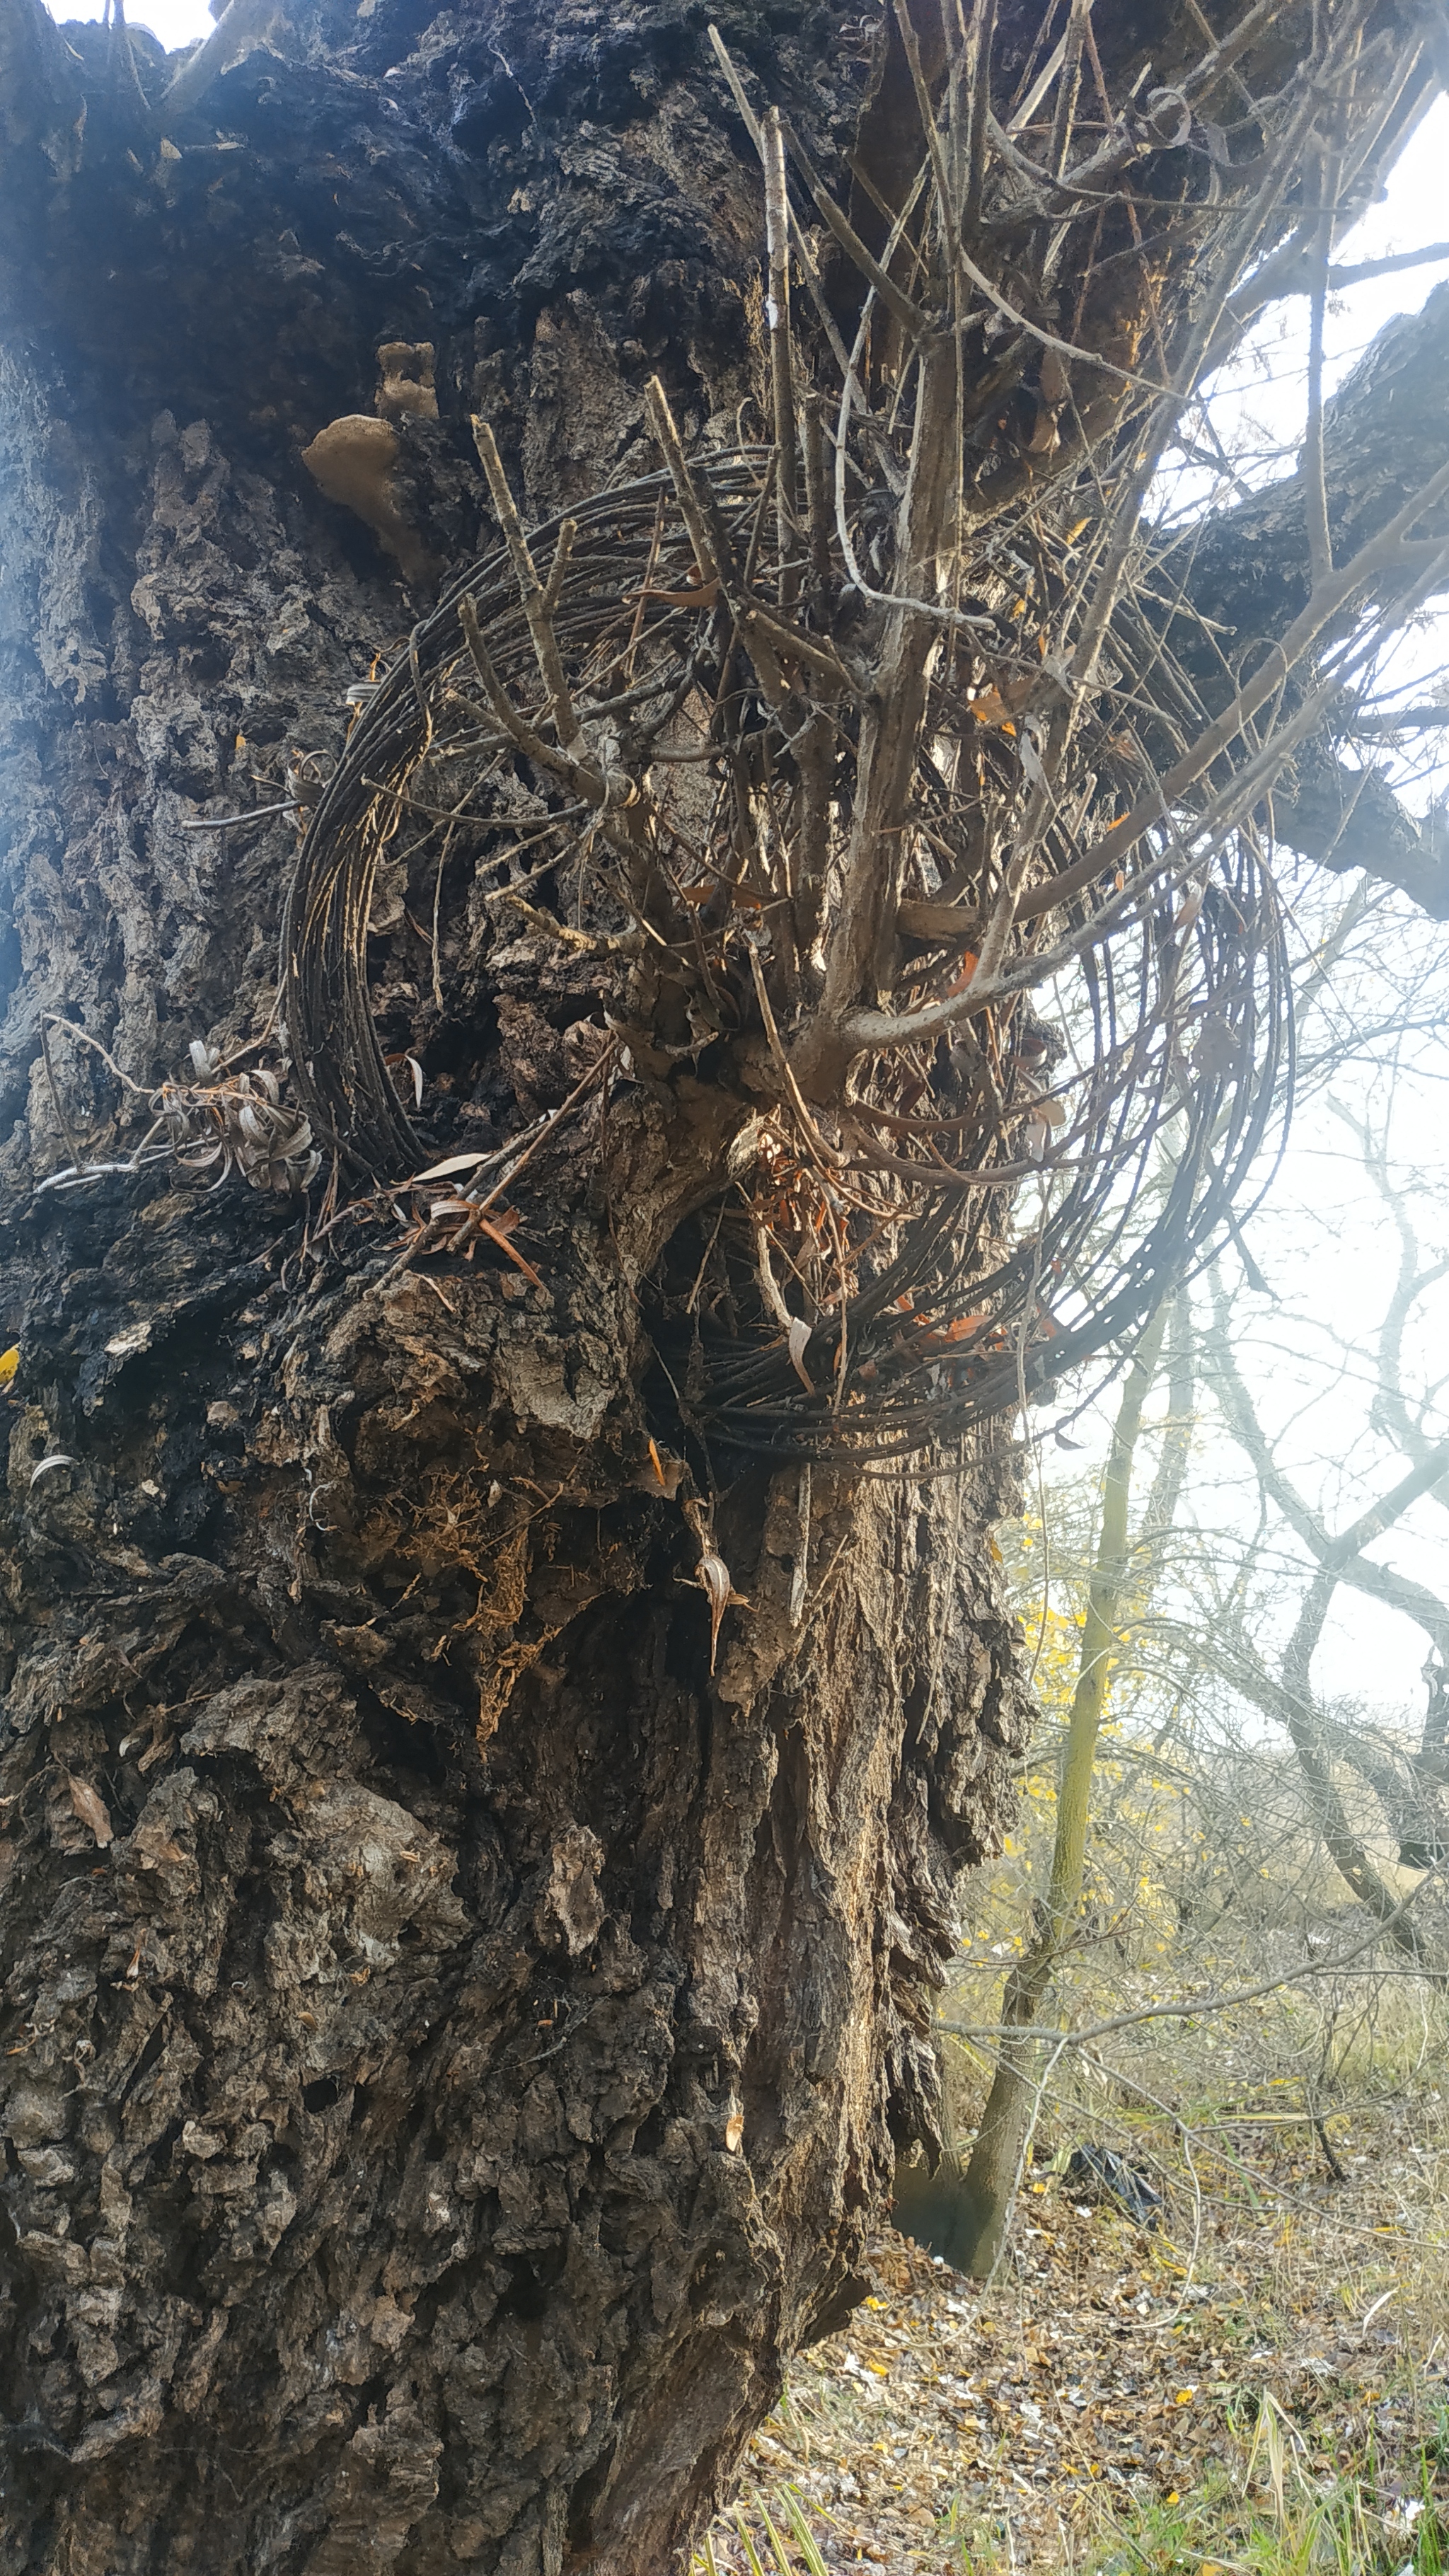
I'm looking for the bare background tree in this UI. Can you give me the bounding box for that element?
[3,0,1449,2568]
[947,1281,1187,2275]
[918,1021,1449,2280]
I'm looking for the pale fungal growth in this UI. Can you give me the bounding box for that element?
[375,341,438,423]
[301,337,444,586]
[300,412,439,588]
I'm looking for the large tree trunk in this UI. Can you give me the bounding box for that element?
[0,4,1032,2567]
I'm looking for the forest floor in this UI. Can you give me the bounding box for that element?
[700,2091,1449,2576]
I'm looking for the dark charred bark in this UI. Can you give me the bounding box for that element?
[0,3,1037,2568]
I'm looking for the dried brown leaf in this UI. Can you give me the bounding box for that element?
[65,1772,112,1848]
[697,1552,747,1675]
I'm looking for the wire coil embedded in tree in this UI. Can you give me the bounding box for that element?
[277,422,1287,1465]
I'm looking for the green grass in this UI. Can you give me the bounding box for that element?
[700,2485,834,2576]
[1083,2399,1449,2576]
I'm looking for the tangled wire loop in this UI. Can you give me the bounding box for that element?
[279,444,1287,1465]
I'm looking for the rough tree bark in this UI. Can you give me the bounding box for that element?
[0,0,1443,2568]
[0,6,1033,2569]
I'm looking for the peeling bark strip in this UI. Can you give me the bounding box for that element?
[0,0,1443,2566]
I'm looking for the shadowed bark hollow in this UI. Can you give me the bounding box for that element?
[0,2,1035,2567]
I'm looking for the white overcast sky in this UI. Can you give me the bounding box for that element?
[52,0,212,43]
[1162,99,1449,1725]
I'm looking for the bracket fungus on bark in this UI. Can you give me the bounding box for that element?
[300,342,444,587]
[301,412,439,589]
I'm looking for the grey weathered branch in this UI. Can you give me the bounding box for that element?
[156,0,288,126]
[1208,1278,1449,1576]
[1172,279,1449,913]
[1206,1272,1449,1711]
[1216,1586,1443,1963]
